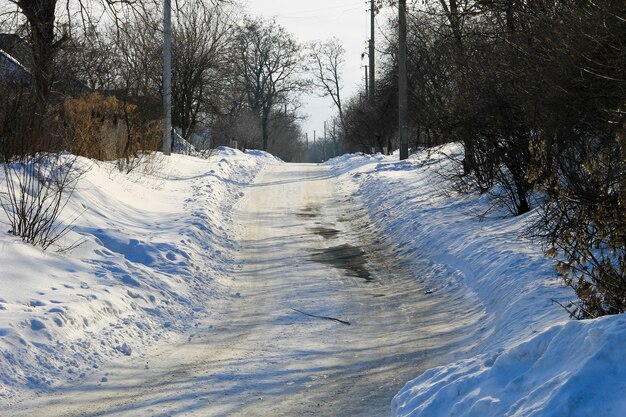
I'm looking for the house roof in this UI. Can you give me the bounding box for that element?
[0,34,32,68]
[0,47,30,74]
[0,47,31,85]
[0,33,90,93]
[0,34,33,85]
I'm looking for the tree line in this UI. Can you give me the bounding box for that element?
[339,0,625,318]
[0,0,335,162]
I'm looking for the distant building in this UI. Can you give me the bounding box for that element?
[0,47,31,85]
[189,130,213,150]
[0,33,89,94]
[0,34,32,68]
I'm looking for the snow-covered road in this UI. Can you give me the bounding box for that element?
[10,163,482,416]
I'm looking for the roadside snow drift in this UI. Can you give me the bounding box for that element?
[393,314,626,417]
[327,145,625,417]
[0,148,281,404]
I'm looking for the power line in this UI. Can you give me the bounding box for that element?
[275,8,364,22]
[244,2,364,20]
[269,1,363,15]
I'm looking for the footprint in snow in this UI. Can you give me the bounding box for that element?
[30,319,46,331]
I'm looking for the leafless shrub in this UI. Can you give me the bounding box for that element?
[0,153,83,250]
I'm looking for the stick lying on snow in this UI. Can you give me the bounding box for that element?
[291,308,351,326]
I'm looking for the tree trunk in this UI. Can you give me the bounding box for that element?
[261,111,270,151]
[19,0,57,107]
[16,0,60,153]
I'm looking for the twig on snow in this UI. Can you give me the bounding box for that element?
[290,308,351,326]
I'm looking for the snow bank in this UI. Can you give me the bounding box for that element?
[0,148,281,403]
[393,314,626,417]
[326,145,625,417]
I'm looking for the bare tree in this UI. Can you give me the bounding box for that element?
[171,2,234,139]
[234,17,304,151]
[112,11,163,100]
[1,1,142,105]
[308,39,346,133]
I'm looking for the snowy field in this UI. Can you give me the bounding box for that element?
[326,145,626,417]
[0,148,282,404]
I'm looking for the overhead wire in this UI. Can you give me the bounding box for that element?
[259,6,365,21]
[278,1,365,15]
[243,1,363,18]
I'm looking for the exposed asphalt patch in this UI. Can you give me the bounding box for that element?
[310,244,373,282]
[296,204,320,219]
[309,226,340,239]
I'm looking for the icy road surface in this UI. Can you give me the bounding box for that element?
[12,164,482,416]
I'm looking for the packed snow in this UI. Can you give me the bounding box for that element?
[0,148,282,404]
[326,144,626,417]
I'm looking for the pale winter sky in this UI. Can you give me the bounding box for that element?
[243,0,377,140]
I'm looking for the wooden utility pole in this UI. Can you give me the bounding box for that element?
[369,0,376,104]
[398,0,409,160]
[163,0,172,155]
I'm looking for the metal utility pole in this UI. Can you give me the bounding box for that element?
[398,0,409,160]
[333,119,338,157]
[369,0,376,104]
[323,121,327,161]
[163,0,172,156]
[364,65,369,99]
